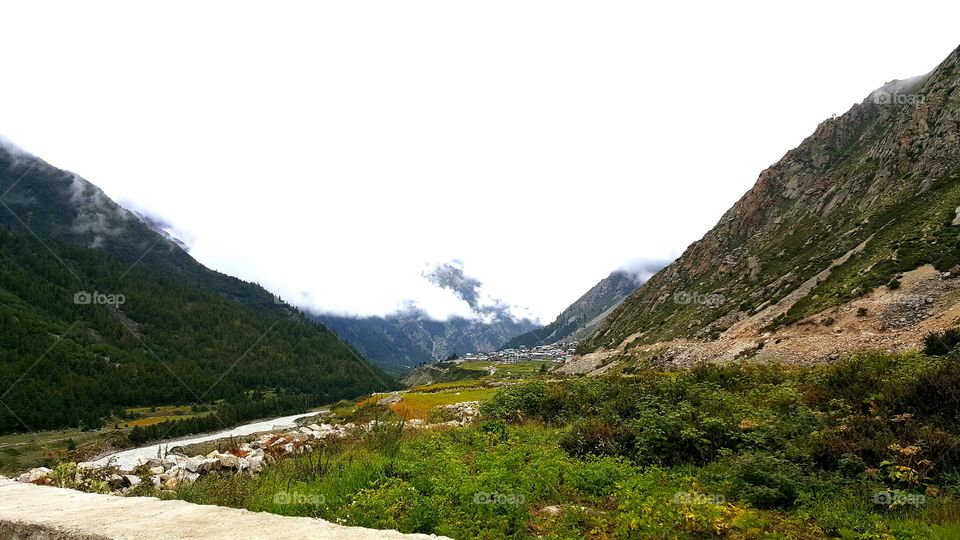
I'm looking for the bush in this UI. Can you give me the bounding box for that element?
[480,382,548,423]
[924,328,960,357]
[566,456,633,497]
[560,416,633,458]
[728,453,802,509]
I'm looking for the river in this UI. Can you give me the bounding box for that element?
[89,411,323,470]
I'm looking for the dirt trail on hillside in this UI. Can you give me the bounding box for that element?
[560,265,960,374]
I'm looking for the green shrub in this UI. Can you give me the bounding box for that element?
[566,455,633,497]
[560,416,633,458]
[480,381,548,423]
[924,328,960,357]
[728,453,802,509]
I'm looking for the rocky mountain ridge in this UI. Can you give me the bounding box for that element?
[575,44,960,370]
[503,270,646,349]
[315,308,539,374]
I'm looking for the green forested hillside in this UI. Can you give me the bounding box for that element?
[0,148,395,435]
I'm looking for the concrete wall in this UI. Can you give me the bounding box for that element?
[0,479,450,540]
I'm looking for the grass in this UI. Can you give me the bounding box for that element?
[147,348,960,539]
[458,361,493,371]
[1,403,214,473]
[126,414,210,427]
[123,405,211,427]
[488,360,554,376]
[412,379,491,393]
[365,388,498,420]
[456,360,554,376]
[0,426,125,475]
[125,405,196,416]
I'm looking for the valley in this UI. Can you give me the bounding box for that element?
[1,16,960,540]
[14,346,960,538]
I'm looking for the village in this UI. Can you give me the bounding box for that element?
[453,342,577,365]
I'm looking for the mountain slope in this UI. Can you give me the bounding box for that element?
[503,270,643,349]
[314,308,539,373]
[0,145,394,433]
[578,44,960,366]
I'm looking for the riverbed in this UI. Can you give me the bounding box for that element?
[89,411,323,470]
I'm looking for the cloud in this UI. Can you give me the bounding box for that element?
[423,262,483,310]
[127,207,194,251]
[3,3,957,326]
[67,175,134,248]
[422,262,534,324]
[618,258,672,283]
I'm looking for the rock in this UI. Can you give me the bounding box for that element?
[197,458,221,473]
[247,456,265,473]
[307,424,323,431]
[122,475,142,487]
[217,453,241,470]
[148,466,165,475]
[378,394,403,406]
[163,476,179,489]
[541,505,563,516]
[160,466,178,481]
[17,467,51,484]
[184,457,203,473]
[952,206,960,226]
[746,256,762,281]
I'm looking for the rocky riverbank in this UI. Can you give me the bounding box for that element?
[15,402,481,494]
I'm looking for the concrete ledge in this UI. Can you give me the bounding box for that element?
[0,480,449,540]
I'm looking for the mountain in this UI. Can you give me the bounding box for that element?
[314,308,539,374]
[0,144,395,433]
[573,44,960,371]
[503,270,644,349]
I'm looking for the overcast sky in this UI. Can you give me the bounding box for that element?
[1,2,958,322]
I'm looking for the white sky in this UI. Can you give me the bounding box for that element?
[1,1,958,322]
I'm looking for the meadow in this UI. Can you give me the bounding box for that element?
[155,339,960,539]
